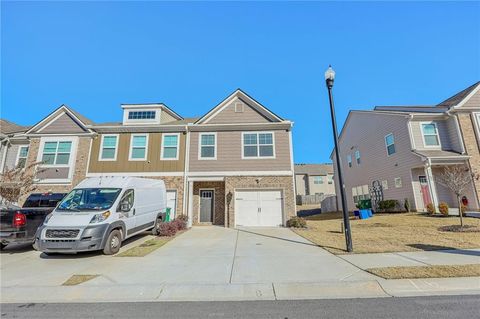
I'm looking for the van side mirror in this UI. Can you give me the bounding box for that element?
[120,203,130,212]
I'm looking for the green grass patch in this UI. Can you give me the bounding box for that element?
[366,264,480,279]
[62,274,99,286]
[115,237,170,257]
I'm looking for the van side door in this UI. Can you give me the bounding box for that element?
[116,189,136,236]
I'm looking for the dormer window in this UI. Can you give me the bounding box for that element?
[128,111,156,120]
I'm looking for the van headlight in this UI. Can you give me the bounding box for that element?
[89,211,111,224]
[44,213,53,225]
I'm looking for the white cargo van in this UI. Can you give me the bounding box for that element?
[35,176,166,255]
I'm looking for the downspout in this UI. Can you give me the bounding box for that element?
[288,123,297,220]
[0,137,11,173]
[182,124,192,226]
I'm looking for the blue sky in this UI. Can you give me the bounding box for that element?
[2,1,479,163]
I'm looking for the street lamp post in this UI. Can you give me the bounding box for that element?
[325,65,353,252]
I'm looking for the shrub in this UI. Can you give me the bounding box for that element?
[171,218,187,231]
[286,216,307,228]
[377,200,399,212]
[404,198,411,212]
[426,203,436,215]
[438,202,449,216]
[157,222,177,237]
[176,214,189,224]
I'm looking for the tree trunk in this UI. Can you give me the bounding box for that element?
[457,195,464,227]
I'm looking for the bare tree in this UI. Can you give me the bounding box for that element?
[436,165,478,227]
[0,162,44,207]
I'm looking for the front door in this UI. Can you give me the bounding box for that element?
[199,190,214,223]
[419,176,432,208]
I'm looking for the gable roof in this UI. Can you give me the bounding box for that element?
[294,164,334,175]
[26,104,94,134]
[0,119,30,135]
[195,89,285,124]
[437,81,480,108]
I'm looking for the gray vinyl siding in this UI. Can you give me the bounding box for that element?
[332,112,423,211]
[410,119,461,151]
[4,144,20,170]
[37,167,70,180]
[446,117,464,153]
[35,112,86,134]
[463,90,480,108]
[189,130,291,172]
[206,98,271,124]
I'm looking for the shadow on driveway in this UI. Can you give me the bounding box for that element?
[236,228,319,247]
[407,244,480,256]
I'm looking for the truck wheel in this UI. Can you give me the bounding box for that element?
[152,217,162,236]
[103,229,122,255]
[0,243,7,250]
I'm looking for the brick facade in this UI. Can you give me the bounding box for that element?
[457,112,480,202]
[19,137,92,205]
[149,176,185,218]
[224,175,296,228]
[191,181,225,226]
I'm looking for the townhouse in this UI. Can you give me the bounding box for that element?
[294,164,335,197]
[332,81,480,213]
[1,89,296,227]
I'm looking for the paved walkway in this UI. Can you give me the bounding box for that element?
[1,226,479,302]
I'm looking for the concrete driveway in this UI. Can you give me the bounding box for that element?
[0,226,373,288]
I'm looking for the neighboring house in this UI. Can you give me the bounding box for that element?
[294,164,335,196]
[0,119,30,174]
[5,89,296,228]
[332,81,480,213]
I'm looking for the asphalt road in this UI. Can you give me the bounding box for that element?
[1,295,479,319]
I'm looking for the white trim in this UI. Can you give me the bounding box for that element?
[198,132,217,160]
[288,129,297,216]
[86,171,184,177]
[166,189,178,218]
[188,170,293,177]
[183,126,190,216]
[472,113,480,150]
[187,181,194,227]
[241,131,276,159]
[35,112,65,133]
[188,176,225,182]
[160,133,180,161]
[26,105,91,135]
[123,109,161,126]
[420,121,441,148]
[36,136,78,183]
[385,133,396,156]
[453,115,466,154]
[86,137,93,175]
[128,133,149,161]
[98,134,119,161]
[34,179,72,185]
[454,83,480,109]
[15,145,29,168]
[198,188,215,223]
[407,119,416,150]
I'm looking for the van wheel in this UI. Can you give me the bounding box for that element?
[103,230,122,255]
[152,217,162,236]
[0,243,7,250]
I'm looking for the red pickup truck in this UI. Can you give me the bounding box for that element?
[0,193,66,249]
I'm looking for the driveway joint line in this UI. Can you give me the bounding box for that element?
[393,252,432,266]
[229,229,240,284]
[271,283,277,300]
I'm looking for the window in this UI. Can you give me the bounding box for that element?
[16,146,29,168]
[394,177,402,188]
[41,141,72,165]
[313,176,324,184]
[385,133,396,156]
[328,174,333,184]
[352,184,370,203]
[161,134,179,160]
[355,150,361,165]
[128,111,156,120]
[347,155,352,167]
[199,133,216,159]
[117,189,134,212]
[421,123,440,146]
[243,132,274,158]
[129,134,148,160]
[100,135,118,160]
[382,180,389,190]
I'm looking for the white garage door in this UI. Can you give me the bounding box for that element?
[166,190,177,219]
[235,190,283,227]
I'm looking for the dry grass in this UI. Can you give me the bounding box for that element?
[366,264,480,279]
[293,212,480,254]
[115,237,171,257]
[62,274,99,286]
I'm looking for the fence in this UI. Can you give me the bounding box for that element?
[320,195,338,212]
[296,194,325,205]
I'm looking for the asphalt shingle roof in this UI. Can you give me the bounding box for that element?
[0,119,30,134]
[437,81,480,107]
[294,164,334,175]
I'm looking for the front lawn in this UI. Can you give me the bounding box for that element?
[366,264,480,279]
[293,212,480,254]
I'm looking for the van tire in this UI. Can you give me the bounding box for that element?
[0,243,7,250]
[103,229,122,255]
[152,217,162,236]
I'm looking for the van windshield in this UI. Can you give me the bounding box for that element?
[57,188,121,212]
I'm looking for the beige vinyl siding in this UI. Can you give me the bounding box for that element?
[332,112,423,211]
[189,130,291,172]
[88,132,186,173]
[35,112,86,134]
[295,174,307,195]
[4,144,21,170]
[446,117,464,153]
[308,175,336,195]
[462,90,480,108]
[160,111,177,124]
[206,98,271,124]
[410,119,456,150]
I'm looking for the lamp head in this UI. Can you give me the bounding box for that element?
[325,65,335,88]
